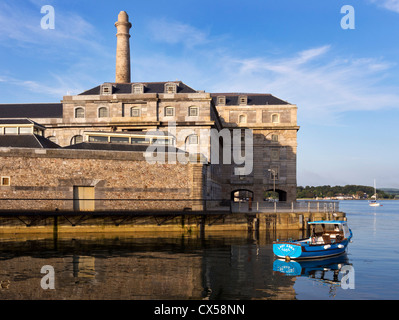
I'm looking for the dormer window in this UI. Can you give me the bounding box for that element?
[101,83,113,95]
[165,83,177,94]
[239,95,247,105]
[217,96,226,106]
[132,83,144,94]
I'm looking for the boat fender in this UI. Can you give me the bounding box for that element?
[323,245,331,249]
[338,244,344,248]
[285,256,291,262]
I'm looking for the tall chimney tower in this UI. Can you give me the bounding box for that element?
[115,11,132,83]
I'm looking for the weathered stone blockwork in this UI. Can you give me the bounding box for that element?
[0,148,205,212]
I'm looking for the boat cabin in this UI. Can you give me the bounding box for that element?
[308,221,350,245]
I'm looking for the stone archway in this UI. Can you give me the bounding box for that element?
[265,188,287,202]
[231,189,254,202]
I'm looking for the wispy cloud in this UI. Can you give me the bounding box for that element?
[369,0,399,13]
[0,74,86,99]
[133,37,399,124]
[203,45,399,124]
[0,1,102,51]
[147,18,210,48]
[0,1,115,102]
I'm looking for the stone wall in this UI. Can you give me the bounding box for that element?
[0,148,207,212]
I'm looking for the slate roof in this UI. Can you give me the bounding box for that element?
[0,118,46,128]
[0,135,60,148]
[0,103,63,119]
[79,81,198,95]
[211,93,290,106]
[63,142,183,153]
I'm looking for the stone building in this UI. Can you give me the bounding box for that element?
[0,11,299,208]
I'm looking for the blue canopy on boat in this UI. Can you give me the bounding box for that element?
[308,220,347,225]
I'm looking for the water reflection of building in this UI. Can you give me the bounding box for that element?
[0,234,295,299]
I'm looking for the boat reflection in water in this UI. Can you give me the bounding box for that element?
[273,254,352,296]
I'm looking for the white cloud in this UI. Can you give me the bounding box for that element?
[0,74,84,98]
[204,45,399,124]
[0,1,100,49]
[147,18,210,48]
[370,0,399,13]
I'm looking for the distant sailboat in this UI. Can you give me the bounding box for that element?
[369,179,382,207]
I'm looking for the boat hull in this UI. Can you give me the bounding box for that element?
[273,235,351,260]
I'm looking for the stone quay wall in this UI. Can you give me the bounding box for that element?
[0,147,206,213]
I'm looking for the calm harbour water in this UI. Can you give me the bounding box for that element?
[0,200,398,300]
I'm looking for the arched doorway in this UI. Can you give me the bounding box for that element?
[231,189,254,202]
[231,189,254,212]
[265,189,287,202]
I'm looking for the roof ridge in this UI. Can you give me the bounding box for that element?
[32,134,44,148]
[210,93,272,96]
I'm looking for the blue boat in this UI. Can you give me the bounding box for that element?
[273,220,353,260]
[273,254,350,277]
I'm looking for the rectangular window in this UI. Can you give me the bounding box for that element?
[271,149,279,161]
[19,127,32,134]
[165,107,174,116]
[110,137,129,144]
[131,137,148,144]
[271,134,279,142]
[1,177,10,186]
[272,114,280,123]
[88,136,109,143]
[217,96,226,105]
[188,107,198,117]
[189,135,199,145]
[131,107,141,117]
[4,127,18,134]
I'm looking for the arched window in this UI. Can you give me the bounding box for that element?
[71,135,83,145]
[98,107,109,118]
[272,113,280,123]
[75,107,85,118]
[239,114,247,123]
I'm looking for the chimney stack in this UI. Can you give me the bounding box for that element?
[115,11,132,83]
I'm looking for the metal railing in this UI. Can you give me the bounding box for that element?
[0,198,339,214]
[231,200,339,213]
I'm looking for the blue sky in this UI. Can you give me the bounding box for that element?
[1,0,399,188]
